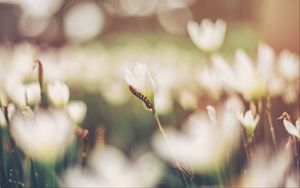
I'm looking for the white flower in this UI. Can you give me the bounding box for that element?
[213,49,266,101]
[25,82,41,106]
[237,110,259,142]
[47,81,70,108]
[124,63,156,109]
[152,103,240,173]
[101,81,131,106]
[154,90,173,115]
[178,90,198,111]
[11,110,74,163]
[64,146,163,187]
[237,110,260,129]
[187,19,226,52]
[257,42,275,82]
[241,146,292,187]
[67,101,87,125]
[278,50,299,81]
[196,67,222,100]
[283,118,299,139]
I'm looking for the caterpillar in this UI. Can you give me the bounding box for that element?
[129,85,153,110]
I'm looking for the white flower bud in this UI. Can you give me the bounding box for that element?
[237,110,259,142]
[47,81,70,108]
[25,82,41,106]
[67,101,87,125]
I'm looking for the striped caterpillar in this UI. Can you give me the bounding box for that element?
[129,85,153,110]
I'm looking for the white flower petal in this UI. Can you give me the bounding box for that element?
[206,106,217,125]
[212,54,237,90]
[124,69,137,86]
[257,42,274,81]
[296,118,300,132]
[283,119,299,138]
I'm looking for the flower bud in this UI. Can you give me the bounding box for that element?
[67,101,87,125]
[47,81,70,108]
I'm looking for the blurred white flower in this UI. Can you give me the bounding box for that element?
[267,75,285,97]
[284,173,300,188]
[187,19,226,52]
[19,0,63,17]
[67,101,87,125]
[125,63,156,109]
[196,67,222,100]
[282,85,299,104]
[11,110,74,163]
[240,147,292,187]
[64,146,164,187]
[278,50,299,81]
[25,82,41,106]
[152,102,240,173]
[282,118,299,139]
[47,81,70,108]
[237,110,259,142]
[178,90,198,111]
[64,2,105,42]
[11,44,37,78]
[257,42,275,82]
[101,81,131,106]
[213,49,266,101]
[154,90,173,115]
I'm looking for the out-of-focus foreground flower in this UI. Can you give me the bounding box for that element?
[11,110,74,163]
[64,146,164,187]
[240,146,293,187]
[152,98,242,173]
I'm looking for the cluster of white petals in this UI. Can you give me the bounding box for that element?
[187,19,226,52]
[64,146,164,187]
[11,110,74,163]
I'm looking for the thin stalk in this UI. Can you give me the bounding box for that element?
[45,164,65,188]
[215,163,224,188]
[0,126,4,185]
[242,131,250,163]
[293,137,299,185]
[152,109,191,187]
[50,171,65,188]
[265,95,277,153]
[23,157,31,188]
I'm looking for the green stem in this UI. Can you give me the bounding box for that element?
[215,163,223,188]
[50,171,65,188]
[45,164,65,188]
[23,157,31,188]
[242,131,250,163]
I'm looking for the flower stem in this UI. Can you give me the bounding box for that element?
[242,130,250,163]
[265,95,277,154]
[23,157,31,188]
[293,137,299,185]
[152,109,191,187]
[216,165,224,188]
